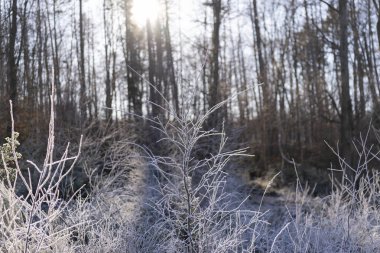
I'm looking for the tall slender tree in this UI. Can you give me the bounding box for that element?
[339,0,353,165]
[79,0,86,122]
[251,0,271,166]
[207,0,222,127]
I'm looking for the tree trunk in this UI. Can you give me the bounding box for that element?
[79,0,86,122]
[124,0,142,118]
[252,0,270,167]
[8,0,18,104]
[164,0,179,114]
[105,44,112,121]
[147,20,158,118]
[7,0,18,135]
[208,0,222,127]
[351,1,366,118]
[339,0,353,167]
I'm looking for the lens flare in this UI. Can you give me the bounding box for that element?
[131,0,161,27]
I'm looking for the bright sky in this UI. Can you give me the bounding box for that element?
[83,0,196,33]
[131,0,161,26]
[131,0,196,29]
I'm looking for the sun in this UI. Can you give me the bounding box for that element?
[131,0,161,27]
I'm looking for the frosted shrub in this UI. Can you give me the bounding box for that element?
[140,97,266,253]
[0,99,149,252]
[0,132,22,184]
[0,100,85,252]
[266,127,380,252]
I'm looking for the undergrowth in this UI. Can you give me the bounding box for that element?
[0,132,21,184]
[1,90,380,252]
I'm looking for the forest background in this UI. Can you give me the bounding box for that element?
[0,0,379,192]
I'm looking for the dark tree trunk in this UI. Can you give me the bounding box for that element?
[252,0,271,167]
[79,0,86,122]
[8,0,18,104]
[339,0,354,167]
[208,0,222,127]
[164,0,179,114]
[124,1,142,118]
[351,1,366,118]
[147,21,158,118]
[105,44,112,121]
[7,0,18,135]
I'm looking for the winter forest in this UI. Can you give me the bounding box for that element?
[1,0,380,252]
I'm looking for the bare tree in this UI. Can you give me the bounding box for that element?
[79,0,86,122]
[164,0,179,114]
[339,0,354,164]
[251,0,270,167]
[207,0,222,127]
